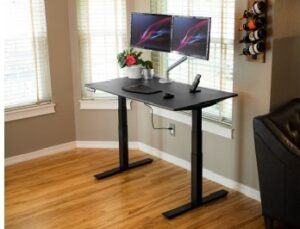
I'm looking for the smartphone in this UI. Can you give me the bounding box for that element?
[190,74,201,93]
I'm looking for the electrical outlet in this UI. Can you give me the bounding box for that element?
[169,123,175,136]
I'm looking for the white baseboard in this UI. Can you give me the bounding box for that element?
[5,141,76,166]
[136,142,260,202]
[76,141,139,149]
[137,142,191,170]
[202,168,260,201]
[5,140,260,201]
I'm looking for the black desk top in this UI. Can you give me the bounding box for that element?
[85,77,237,111]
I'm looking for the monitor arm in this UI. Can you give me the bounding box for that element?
[159,56,188,84]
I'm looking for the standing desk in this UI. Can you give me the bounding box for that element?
[86,77,237,219]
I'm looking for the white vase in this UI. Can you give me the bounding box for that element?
[123,65,142,79]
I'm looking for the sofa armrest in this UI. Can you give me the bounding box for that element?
[253,118,300,169]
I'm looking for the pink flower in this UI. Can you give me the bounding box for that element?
[125,55,136,66]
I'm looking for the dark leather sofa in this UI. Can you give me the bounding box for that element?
[253,98,300,229]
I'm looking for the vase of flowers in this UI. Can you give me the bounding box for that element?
[117,48,153,79]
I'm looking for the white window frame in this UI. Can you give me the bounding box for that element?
[5,103,55,122]
[4,0,53,119]
[75,0,127,108]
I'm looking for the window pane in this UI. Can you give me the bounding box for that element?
[4,0,52,110]
[76,0,127,98]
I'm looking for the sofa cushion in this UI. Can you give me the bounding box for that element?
[262,98,300,156]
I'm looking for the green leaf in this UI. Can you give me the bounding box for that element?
[137,59,143,65]
[143,60,153,69]
[118,59,126,68]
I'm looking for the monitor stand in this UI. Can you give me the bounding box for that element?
[159,56,188,84]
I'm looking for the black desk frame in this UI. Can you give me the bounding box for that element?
[163,108,228,218]
[94,96,228,219]
[94,97,153,179]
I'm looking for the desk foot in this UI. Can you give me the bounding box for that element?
[162,189,228,219]
[94,158,153,180]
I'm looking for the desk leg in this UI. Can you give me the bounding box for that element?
[94,96,153,180]
[162,109,228,219]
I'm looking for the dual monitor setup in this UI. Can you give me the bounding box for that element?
[123,13,212,97]
[131,13,211,60]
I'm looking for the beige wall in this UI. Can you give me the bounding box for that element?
[5,0,76,157]
[271,37,300,109]
[5,0,300,192]
[270,0,300,110]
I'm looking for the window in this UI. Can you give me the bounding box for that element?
[76,0,127,98]
[151,0,235,124]
[4,0,52,111]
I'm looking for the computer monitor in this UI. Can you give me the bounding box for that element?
[130,13,172,52]
[171,16,211,60]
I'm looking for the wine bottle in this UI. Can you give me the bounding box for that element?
[240,28,266,43]
[241,10,252,19]
[251,1,266,15]
[241,16,266,31]
[241,1,266,19]
[243,41,265,56]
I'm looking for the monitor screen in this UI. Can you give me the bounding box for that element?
[171,16,211,60]
[130,13,172,52]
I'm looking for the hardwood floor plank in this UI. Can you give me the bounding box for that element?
[5,148,265,229]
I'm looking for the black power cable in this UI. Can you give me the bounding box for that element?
[144,103,173,131]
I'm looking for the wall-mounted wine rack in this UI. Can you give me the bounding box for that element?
[240,0,268,63]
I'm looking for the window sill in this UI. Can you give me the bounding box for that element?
[80,98,132,110]
[5,103,56,122]
[151,106,233,139]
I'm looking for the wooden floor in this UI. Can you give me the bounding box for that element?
[5,148,266,229]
